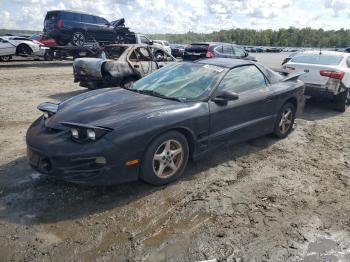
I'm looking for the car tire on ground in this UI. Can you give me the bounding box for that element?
[273,102,296,138]
[0,55,12,62]
[121,77,137,88]
[71,31,86,47]
[140,131,189,186]
[334,89,349,112]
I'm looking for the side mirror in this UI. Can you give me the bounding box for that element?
[149,40,153,45]
[212,91,239,105]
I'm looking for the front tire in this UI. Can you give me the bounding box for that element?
[334,89,349,112]
[141,131,189,186]
[273,102,296,138]
[17,44,33,56]
[71,32,86,47]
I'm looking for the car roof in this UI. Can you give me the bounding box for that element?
[297,50,347,56]
[195,58,253,68]
[47,10,98,16]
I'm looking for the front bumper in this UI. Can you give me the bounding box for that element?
[26,117,139,185]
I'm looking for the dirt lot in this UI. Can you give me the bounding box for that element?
[1,56,350,262]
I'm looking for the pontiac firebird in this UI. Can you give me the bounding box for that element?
[26,58,305,186]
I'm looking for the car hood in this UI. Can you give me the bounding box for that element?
[45,88,185,130]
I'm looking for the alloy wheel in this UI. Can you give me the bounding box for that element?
[279,108,293,134]
[153,139,184,179]
[72,32,85,46]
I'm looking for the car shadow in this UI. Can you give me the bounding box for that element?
[0,135,278,226]
[300,98,341,121]
[48,89,87,101]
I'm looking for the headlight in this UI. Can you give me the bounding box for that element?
[62,122,112,142]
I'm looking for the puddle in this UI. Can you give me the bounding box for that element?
[302,237,350,262]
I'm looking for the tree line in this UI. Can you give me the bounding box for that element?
[150,27,350,47]
[2,27,350,47]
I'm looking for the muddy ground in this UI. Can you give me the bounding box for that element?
[0,56,350,262]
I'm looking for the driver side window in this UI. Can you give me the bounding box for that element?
[218,65,267,94]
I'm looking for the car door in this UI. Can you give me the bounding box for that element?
[95,16,114,41]
[209,65,276,145]
[128,47,157,76]
[0,38,15,56]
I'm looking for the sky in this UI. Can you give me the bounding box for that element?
[0,0,349,33]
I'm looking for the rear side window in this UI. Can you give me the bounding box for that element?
[223,45,233,54]
[291,54,343,65]
[45,12,58,20]
[60,12,76,20]
[218,65,267,94]
[140,36,151,44]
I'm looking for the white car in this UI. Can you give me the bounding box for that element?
[284,51,350,112]
[153,40,172,54]
[0,36,43,61]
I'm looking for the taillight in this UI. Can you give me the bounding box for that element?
[206,45,214,58]
[57,19,62,28]
[320,70,345,80]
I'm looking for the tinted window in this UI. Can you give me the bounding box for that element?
[45,12,58,20]
[60,12,75,20]
[96,17,108,24]
[82,14,96,24]
[291,54,343,65]
[233,46,246,57]
[218,65,267,93]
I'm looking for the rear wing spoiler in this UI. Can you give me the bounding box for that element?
[273,68,305,82]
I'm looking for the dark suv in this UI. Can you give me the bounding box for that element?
[183,42,256,61]
[44,10,129,46]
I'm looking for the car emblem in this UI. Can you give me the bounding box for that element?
[304,69,310,73]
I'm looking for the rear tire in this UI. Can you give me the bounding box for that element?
[140,131,189,186]
[334,89,349,112]
[273,102,296,138]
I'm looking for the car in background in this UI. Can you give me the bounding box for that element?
[170,44,186,58]
[183,42,256,61]
[27,58,304,186]
[43,10,130,46]
[284,51,350,112]
[0,36,43,61]
[73,44,176,89]
[153,40,172,54]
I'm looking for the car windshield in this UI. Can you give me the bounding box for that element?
[131,62,226,101]
[291,54,343,65]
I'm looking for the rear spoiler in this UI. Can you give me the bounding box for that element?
[273,68,305,82]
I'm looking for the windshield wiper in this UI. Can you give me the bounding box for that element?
[133,89,184,102]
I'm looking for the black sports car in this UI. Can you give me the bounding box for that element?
[26,58,305,186]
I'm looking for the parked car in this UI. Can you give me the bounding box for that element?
[153,40,171,54]
[284,51,350,112]
[27,58,304,186]
[183,42,256,61]
[43,10,130,46]
[73,44,176,89]
[0,36,43,61]
[30,34,57,47]
[170,44,186,58]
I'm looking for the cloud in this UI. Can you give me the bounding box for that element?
[0,0,349,33]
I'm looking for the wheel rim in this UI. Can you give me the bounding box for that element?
[153,139,184,179]
[72,32,85,46]
[279,108,293,134]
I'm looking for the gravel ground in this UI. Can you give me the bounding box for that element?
[1,55,350,262]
